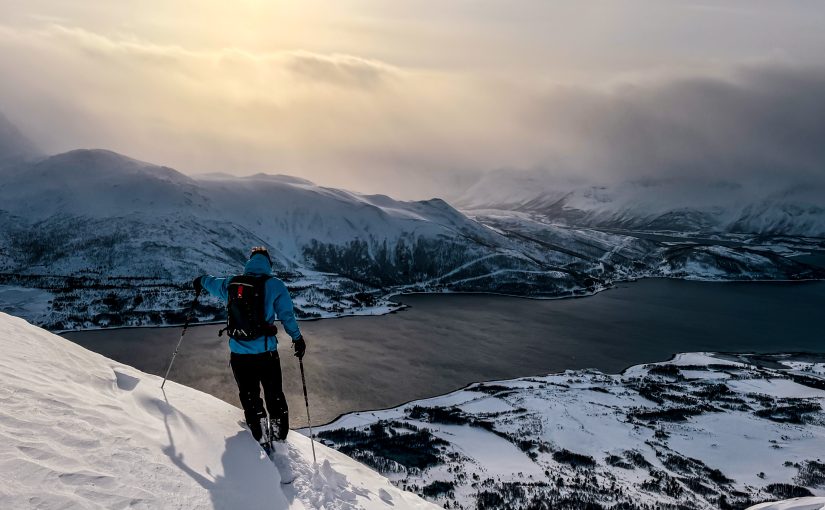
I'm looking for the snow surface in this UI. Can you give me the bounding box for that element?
[749,498,825,510]
[0,312,437,510]
[316,352,825,509]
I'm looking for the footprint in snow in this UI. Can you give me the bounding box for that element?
[113,369,140,391]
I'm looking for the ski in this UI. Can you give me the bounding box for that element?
[257,416,294,484]
[269,443,295,484]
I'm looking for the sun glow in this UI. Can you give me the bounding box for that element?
[1,0,824,197]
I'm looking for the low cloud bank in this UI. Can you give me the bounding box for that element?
[522,63,825,188]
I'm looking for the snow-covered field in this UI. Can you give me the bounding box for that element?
[315,352,825,509]
[0,312,437,510]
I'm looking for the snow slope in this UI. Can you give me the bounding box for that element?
[0,149,487,251]
[749,498,825,509]
[0,312,437,510]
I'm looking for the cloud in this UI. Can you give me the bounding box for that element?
[1,24,397,88]
[0,20,824,199]
[519,62,825,187]
[284,52,397,89]
[0,23,420,179]
[55,24,397,89]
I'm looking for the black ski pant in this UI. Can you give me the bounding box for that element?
[230,350,288,441]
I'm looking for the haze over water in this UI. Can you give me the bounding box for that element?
[64,279,825,427]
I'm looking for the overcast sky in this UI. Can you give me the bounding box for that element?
[0,1,823,198]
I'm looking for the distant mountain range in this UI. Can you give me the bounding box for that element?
[0,147,496,276]
[454,169,825,237]
[0,115,822,330]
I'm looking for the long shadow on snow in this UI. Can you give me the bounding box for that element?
[159,389,292,509]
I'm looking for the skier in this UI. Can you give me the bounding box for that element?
[193,247,306,450]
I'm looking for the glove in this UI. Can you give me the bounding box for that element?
[293,336,306,359]
[193,276,204,293]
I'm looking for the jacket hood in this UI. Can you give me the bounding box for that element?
[243,253,272,275]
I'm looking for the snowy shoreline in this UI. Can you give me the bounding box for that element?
[46,274,825,335]
[308,349,825,428]
[312,352,825,509]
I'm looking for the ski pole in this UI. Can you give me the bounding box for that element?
[161,289,201,389]
[299,358,317,465]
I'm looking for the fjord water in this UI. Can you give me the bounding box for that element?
[63,279,825,426]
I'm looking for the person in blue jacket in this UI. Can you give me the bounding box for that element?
[193,247,306,443]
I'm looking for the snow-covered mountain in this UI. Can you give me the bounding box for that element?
[0,148,487,251]
[0,149,205,219]
[0,148,507,298]
[316,352,825,509]
[0,311,437,510]
[1,149,822,330]
[454,170,825,237]
[0,116,822,329]
[0,148,527,328]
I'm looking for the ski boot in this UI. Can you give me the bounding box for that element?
[273,409,289,442]
[259,416,274,456]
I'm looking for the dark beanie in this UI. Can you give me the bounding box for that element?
[249,246,272,266]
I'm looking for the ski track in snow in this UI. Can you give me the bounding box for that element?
[0,312,437,510]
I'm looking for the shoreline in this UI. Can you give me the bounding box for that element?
[58,278,825,428]
[307,349,825,428]
[54,275,825,335]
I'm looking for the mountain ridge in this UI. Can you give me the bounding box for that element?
[0,117,821,330]
[453,170,825,237]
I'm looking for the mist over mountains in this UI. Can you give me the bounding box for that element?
[0,112,41,168]
[453,170,825,237]
[446,63,825,237]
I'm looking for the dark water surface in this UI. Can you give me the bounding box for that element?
[63,279,825,427]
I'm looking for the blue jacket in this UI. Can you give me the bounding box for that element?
[201,254,302,354]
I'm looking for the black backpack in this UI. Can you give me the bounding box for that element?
[219,274,278,340]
